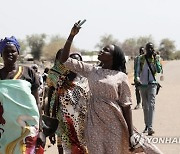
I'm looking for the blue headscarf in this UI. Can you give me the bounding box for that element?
[0,36,20,54]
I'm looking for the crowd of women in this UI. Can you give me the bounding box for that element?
[0,21,164,154]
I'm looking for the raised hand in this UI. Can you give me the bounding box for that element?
[70,20,81,36]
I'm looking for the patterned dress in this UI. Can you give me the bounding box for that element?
[64,58,163,154]
[0,66,40,154]
[47,61,89,154]
[56,76,89,154]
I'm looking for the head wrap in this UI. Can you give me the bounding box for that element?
[0,36,20,54]
[112,44,127,74]
[70,52,83,61]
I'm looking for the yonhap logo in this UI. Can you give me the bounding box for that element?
[147,137,180,144]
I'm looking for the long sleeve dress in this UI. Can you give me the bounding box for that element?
[64,58,163,154]
[64,58,133,154]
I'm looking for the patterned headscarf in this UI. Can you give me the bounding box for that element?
[0,36,20,54]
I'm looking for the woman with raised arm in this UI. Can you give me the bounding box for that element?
[58,22,163,154]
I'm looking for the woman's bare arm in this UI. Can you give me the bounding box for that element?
[59,21,81,63]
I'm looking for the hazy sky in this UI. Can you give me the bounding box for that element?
[1,0,180,51]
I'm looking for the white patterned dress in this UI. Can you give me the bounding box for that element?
[64,58,163,154]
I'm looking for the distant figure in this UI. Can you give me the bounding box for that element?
[31,64,44,96]
[41,67,50,111]
[134,47,144,109]
[156,51,164,81]
[42,67,50,84]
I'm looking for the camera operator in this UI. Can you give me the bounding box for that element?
[135,42,162,135]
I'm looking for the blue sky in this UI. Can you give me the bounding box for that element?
[1,0,180,50]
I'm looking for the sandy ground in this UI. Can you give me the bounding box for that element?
[44,60,180,154]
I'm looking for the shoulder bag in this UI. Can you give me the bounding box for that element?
[145,56,162,95]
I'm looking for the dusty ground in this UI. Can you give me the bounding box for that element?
[44,60,180,154]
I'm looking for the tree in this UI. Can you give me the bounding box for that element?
[121,35,154,57]
[42,35,77,60]
[18,39,27,55]
[26,34,46,60]
[172,50,180,60]
[159,38,176,60]
[121,38,137,57]
[95,34,120,50]
[136,35,154,49]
